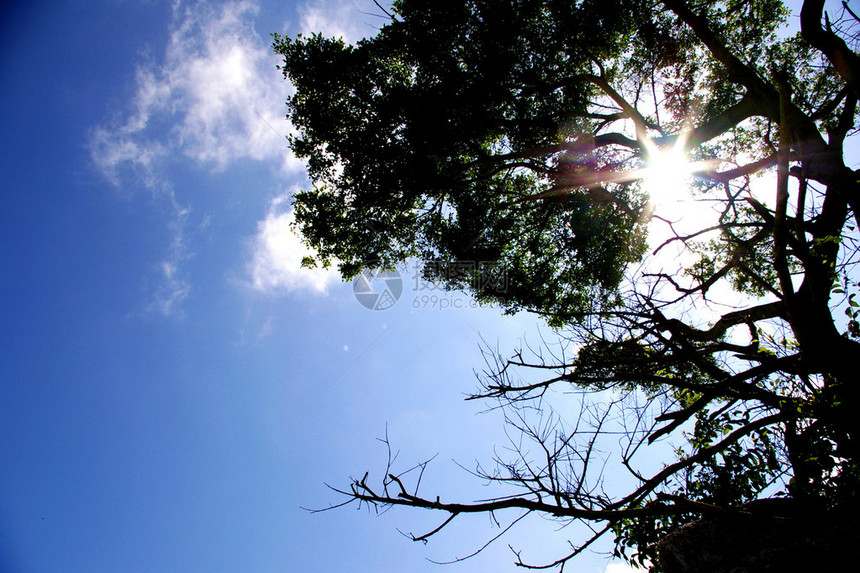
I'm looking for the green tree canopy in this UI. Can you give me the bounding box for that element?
[275,1,860,570]
[276,0,660,322]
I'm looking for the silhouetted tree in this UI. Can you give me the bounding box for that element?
[275,1,860,569]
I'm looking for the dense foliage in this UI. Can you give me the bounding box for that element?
[276,0,656,322]
[275,1,860,569]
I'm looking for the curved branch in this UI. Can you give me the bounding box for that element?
[653,301,787,343]
[801,0,860,98]
[613,412,788,508]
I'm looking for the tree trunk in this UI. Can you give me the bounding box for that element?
[656,500,859,573]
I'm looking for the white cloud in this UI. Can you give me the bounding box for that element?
[89,0,387,311]
[249,195,340,294]
[165,1,294,169]
[297,0,385,43]
[90,1,304,315]
[92,0,296,178]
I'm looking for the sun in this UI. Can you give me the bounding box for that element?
[642,144,694,208]
[637,136,722,254]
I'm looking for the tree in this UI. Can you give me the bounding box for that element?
[274,1,860,570]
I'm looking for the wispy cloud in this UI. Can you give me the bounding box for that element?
[146,202,192,316]
[90,0,303,314]
[92,0,296,178]
[248,194,339,295]
[90,0,384,312]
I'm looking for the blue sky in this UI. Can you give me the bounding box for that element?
[0,1,644,571]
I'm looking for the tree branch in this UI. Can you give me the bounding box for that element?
[801,0,860,97]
